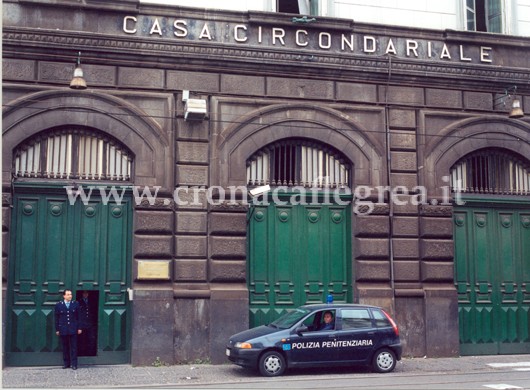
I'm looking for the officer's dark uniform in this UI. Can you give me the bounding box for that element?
[78,294,97,356]
[54,299,80,369]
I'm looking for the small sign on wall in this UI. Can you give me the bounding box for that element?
[137,260,171,280]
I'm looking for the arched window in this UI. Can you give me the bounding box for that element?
[450,148,530,195]
[246,138,351,188]
[13,127,133,181]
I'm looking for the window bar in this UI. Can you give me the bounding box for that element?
[282,144,286,186]
[263,152,269,185]
[97,138,103,180]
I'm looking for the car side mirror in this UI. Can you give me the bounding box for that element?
[295,325,308,335]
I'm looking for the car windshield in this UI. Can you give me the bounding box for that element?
[270,308,311,329]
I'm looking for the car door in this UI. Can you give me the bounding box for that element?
[286,310,339,365]
[335,308,377,363]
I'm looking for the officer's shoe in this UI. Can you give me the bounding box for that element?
[62,365,70,369]
[72,366,77,370]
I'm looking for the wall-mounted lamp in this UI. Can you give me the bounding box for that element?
[182,90,207,121]
[496,86,524,119]
[69,51,87,90]
[509,98,524,119]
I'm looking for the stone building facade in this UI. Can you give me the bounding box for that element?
[3,0,529,366]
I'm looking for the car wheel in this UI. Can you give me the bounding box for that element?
[372,348,396,373]
[258,351,286,377]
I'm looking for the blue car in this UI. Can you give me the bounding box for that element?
[226,304,402,377]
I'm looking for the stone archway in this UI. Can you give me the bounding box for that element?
[423,116,530,197]
[212,103,385,188]
[3,89,172,189]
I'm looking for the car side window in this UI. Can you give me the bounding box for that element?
[340,309,373,330]
[372,309,392,328]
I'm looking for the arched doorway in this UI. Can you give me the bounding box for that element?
[246,138,353,326]
[2,89,171,366]
[451,147,530,355]
[6,127,134,366]
[212,103,384,328]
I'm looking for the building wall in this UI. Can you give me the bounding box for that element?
[3,0,530,366]
[138,0,530,36]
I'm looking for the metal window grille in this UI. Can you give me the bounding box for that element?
[14,128,133,181]
[247,138,351,188]
[450,148,530,195]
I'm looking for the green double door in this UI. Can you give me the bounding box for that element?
[6,186,132,366]
[248,198,352,327]
[454,201,530,355]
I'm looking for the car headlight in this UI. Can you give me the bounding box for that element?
[234,342,252,349]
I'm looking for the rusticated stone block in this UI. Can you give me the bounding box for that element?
[167,70,220,93]
[388,109,416,129]
[134,235,172,259]
[174,187,208,210]
[210,236,246,259]
[176,165,208,186]
[390,131,416,150]
[221,74,265,95]
[391,151,417,172]
[381,86,424,106]
[176,118,209,142]
[421,261,454,282]
[3,206,11,231]
[426,88,462,108]
[2,232,9,258]
[267,77,334,99]
[174,298,210,363]
[336,82,377,102]
[175,235,207,258]
[421,239,454,260]
[393,260,420,282]
[353,215,389,237]
[392,217,419,237]
[119,67,164,88]
[3,59,35,81]
[393,239,419,259]
[177,142,209,164]
[175,212,207,233]
[209,213,246,235]
[392,196,419,215]
[174,259,207,282]
[464,91,492,111]
[420,217,453,238]
[355,238,389,258]
[355,260,390,282]
[135,210,173,234]
[209,260,246,282]
[424,287,460,357]
[395,296,426,357]
[390,173,418,189]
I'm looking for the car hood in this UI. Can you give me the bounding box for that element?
[228,325,283,343]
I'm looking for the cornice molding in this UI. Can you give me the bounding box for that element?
[3,27,530,87]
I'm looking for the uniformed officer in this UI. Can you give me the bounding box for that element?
[55,289,82,370]
[319,311,335,331]
[78,290,97,356]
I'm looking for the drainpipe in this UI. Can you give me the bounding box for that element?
[384,55,395,295]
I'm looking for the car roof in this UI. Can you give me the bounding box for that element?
[298,303,382,311]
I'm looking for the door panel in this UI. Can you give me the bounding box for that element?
[249,200,351,327]
[454,204,530,355]
[6,189,132,366]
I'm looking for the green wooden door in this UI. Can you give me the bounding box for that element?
[454,201,530,355]
[6,186,132,366]
[248,197,352,327]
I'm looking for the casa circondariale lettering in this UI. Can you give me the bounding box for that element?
[122,16,493,64]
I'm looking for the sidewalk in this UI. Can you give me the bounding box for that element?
[3,354,530,389]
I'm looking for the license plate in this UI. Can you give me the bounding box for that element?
[226,348,230,357]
